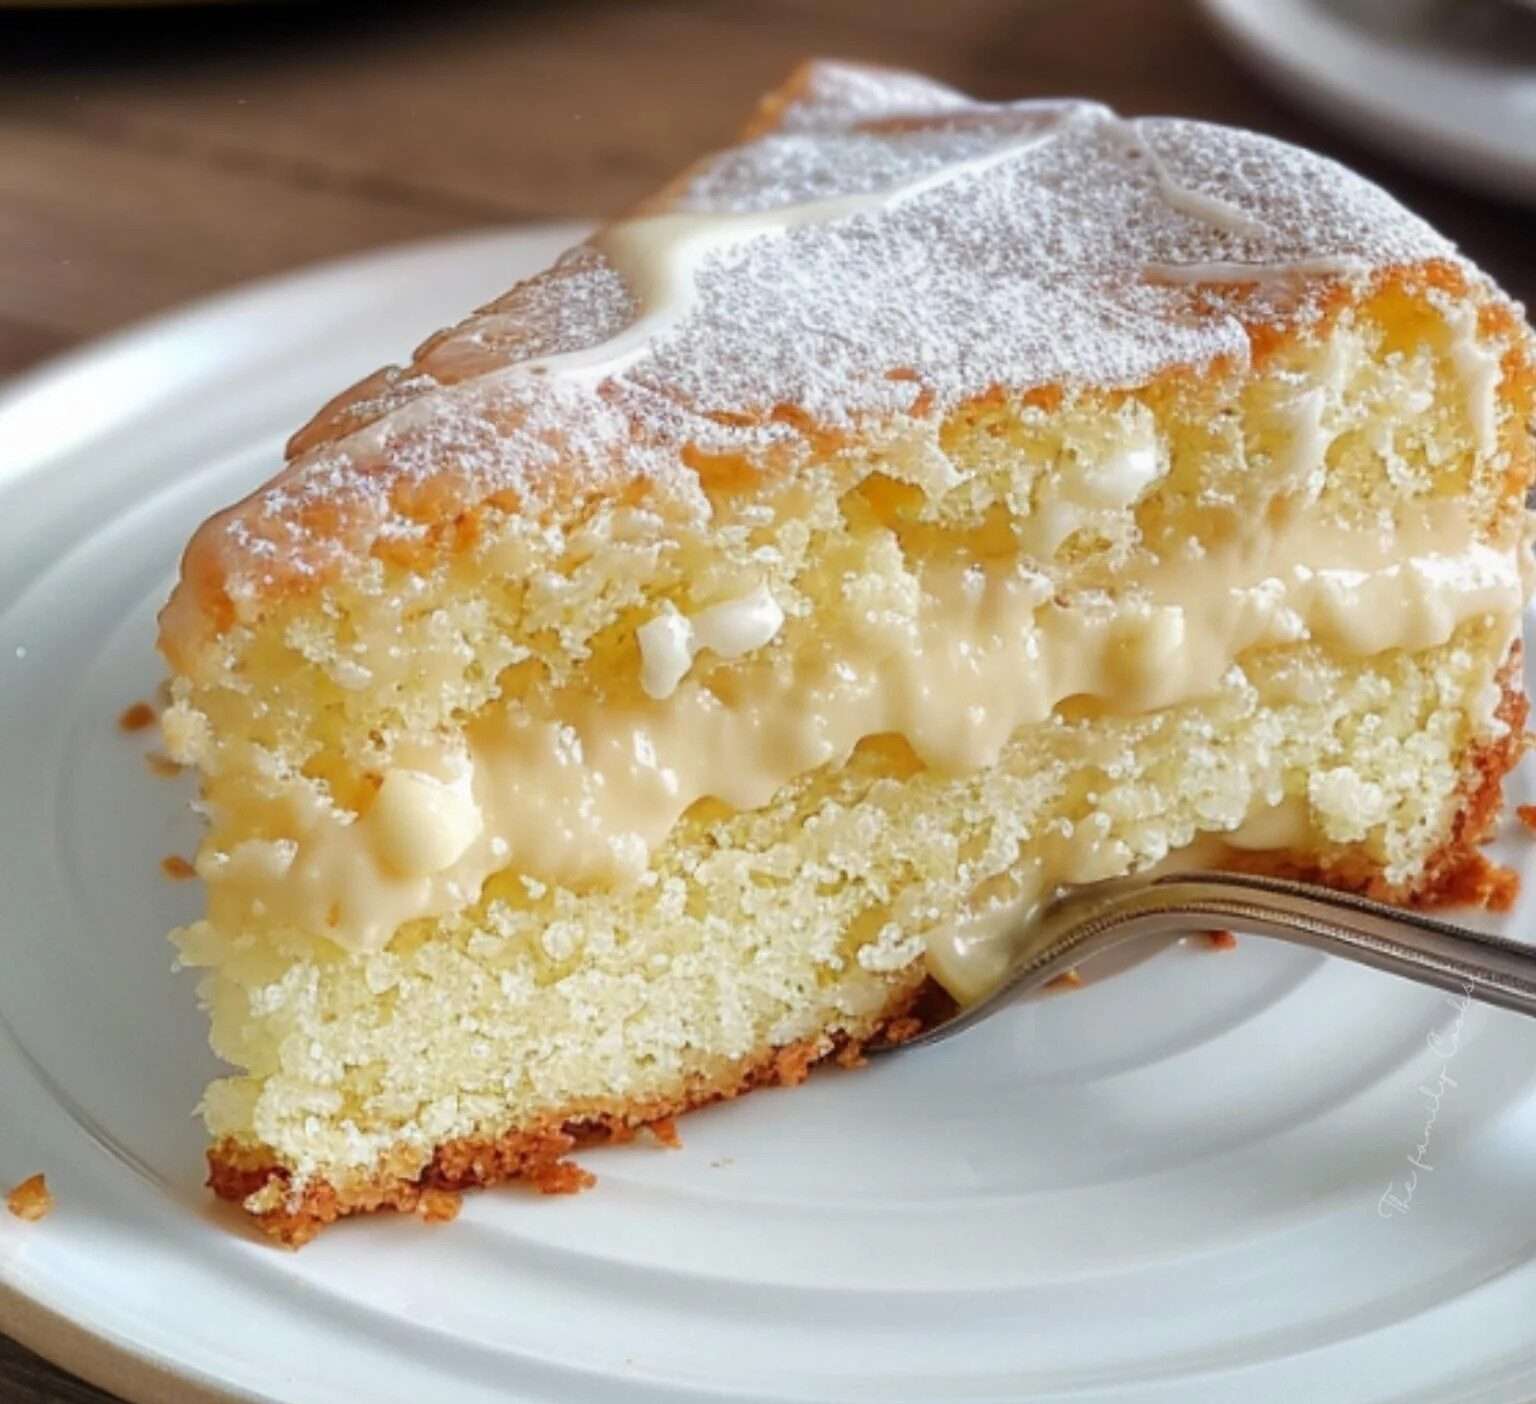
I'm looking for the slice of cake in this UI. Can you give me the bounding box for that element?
[159,61,1536,1244]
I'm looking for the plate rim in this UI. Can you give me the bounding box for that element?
[0,1279,254,1404]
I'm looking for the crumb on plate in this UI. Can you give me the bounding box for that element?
[7,1174,53,1222]
[526,1159,596,1195]
[416,1187,461,1224]
[647,1117,682,1149]
[118,701,156,733]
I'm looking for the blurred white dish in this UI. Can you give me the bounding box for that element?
[1203,0,1536,205]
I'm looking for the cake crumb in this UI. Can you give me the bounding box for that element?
[1517,805,1536,834]
[161,855,197,881]
[1428,853,1520,913]
[1046,968,1084,991]
[145,751,183,778]
[1205,929,1238,951]
[772,1042,818,1085]
[880,1016,923,1046]
[118,701,156,733]
[834,1041,868,1069]
[416,1187,461,1224]
[7,1174,52,1222]
[526,1159,596,1195]
[647,1117,682,1149]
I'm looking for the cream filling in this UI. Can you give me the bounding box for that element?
[199,507,1524,954]
[923,795,1316,1004]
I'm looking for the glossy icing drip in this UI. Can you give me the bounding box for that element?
[519,103,1095,388]
[1141,255,1372,284]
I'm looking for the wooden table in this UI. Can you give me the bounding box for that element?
[1,1,1531,1399]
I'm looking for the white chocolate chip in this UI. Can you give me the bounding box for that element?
[637,583,784,699]
[637,609,696,700]
[369,768,483,876]
[691,583,785,659]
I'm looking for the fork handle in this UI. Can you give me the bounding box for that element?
[1128,871,1536,1017]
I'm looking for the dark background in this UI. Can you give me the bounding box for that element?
[2,0,1533,384]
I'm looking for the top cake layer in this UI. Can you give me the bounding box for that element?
[161,60,1475,662]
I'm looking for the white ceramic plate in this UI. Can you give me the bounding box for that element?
[1202,0,1536,206]
[6,226,1536,1404]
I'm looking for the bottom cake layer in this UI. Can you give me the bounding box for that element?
[207,976,931,1247]
[199,637,1528,1245]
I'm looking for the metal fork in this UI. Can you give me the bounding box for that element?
[883,869,1536,1050]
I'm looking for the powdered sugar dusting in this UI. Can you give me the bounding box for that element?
[164,60,1469,648]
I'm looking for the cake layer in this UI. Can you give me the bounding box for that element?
[159,63,1485,642]
[184,503,1521,954]
[178,620,1521,1192]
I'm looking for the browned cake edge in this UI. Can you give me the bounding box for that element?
[207,974,932,1248]
[1230,649,1528,912]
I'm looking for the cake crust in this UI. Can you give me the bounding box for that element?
[1225,647,1528,911]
